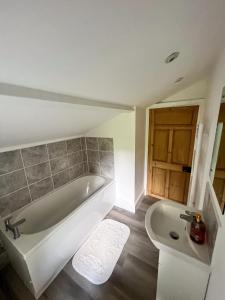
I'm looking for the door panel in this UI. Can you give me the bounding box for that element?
[172,130,192,165]
[213,103,225,210]
[216,130,225,169]
[148,106,198,204]
[153,130,169,162]
[168,171,187,203]
[151,167,167,197]
[154,108,195,125]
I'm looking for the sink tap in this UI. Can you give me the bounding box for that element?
[180,214,193,222]
[4,216,26,239]
[180,210,195,223]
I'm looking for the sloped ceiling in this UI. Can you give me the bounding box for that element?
[0,0,225,106]
[0,96,123,149]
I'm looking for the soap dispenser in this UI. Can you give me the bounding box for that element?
[190,213,206,244]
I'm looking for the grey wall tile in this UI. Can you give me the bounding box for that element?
[101,163,114,179]
[21,145,48,167]
[0,188,31,217]
[0,150,23,175]
[100,151,114,165]
[50,156,68,175]
[68,151,83,167]
[87,150,99,162]
[0,170,27,197]
[48,141,67,159]
[25,162,51,185]
[86,137,98,150]
[0,136,114,213]
[69,163,84,180]
[203,193,218,262]
[85,137,114,179]
[53,170,70,189]
[98,138,113,151]
[88,162,100,175]
[29,177,53,200]
[66,138,81,153]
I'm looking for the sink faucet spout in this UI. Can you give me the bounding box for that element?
[180,214,193,222]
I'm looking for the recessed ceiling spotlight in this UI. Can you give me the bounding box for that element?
[174,77,184,83]
[165,52,180,63]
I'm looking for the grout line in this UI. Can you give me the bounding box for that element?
[28,175,52,187]
[85,149,113,153]
[0,167,24,177]
[19,149,32,202]
[26,160,49,168]
[96,137,100,152]
[0,186,29,199]
[66,154,70,182]
[68,161,84,169]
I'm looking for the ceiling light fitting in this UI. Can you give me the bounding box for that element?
[165,52,180,63]
[174,77,184,83]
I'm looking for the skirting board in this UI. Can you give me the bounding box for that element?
[114,191,144,213]
[135,191,145,210]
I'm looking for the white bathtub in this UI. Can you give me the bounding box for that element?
[0,175,115,298]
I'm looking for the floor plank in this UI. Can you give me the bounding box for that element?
[0,196,158,300]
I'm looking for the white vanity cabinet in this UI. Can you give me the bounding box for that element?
[145,200,214,300]
[157,251,210,300]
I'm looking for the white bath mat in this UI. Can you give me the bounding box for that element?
[72,219,130,285]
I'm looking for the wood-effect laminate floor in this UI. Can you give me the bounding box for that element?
[0,196,159,300]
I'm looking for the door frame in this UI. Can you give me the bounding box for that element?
[144,99,205,206]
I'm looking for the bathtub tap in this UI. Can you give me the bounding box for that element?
[4,216,26,239]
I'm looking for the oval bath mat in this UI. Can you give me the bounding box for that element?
[72,219,130,284]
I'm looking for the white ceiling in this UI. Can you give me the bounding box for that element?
[1,0,225,107]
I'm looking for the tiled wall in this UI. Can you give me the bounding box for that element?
[0,137,114,217]
[203,186,218,262]
[85,137,114,179]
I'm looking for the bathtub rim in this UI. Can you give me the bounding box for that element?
[0,175,114,257]
[15,174,107,235]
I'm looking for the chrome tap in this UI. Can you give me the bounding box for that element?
[180,210,195,223]
[4,216,25,239]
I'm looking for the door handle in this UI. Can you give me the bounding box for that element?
[182,166,192,173]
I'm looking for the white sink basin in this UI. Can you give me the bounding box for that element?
[145,200,210,267]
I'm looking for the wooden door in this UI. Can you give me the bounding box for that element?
[213,103,225,210]
[148,106,199,204]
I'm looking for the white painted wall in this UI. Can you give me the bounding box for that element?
[0,96,123,150]
[163,79,209,102]
[85,111,136,212]
[193,46,225,300]
[135,107,146,203]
